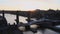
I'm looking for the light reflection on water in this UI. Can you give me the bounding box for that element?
[0,14,27,24]
[0,14,59,34]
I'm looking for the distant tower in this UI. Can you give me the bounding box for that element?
[2,10,5,18]
[16,11,19,24]
[1,10,7,26]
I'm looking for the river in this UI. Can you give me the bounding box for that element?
[0,14,59,34]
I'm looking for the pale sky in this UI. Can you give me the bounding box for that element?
[0,0,60,11]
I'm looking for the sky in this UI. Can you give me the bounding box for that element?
[0,0,60,11]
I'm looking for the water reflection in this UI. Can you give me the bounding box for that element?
[0,14,27,24]
[0,14,59,34]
